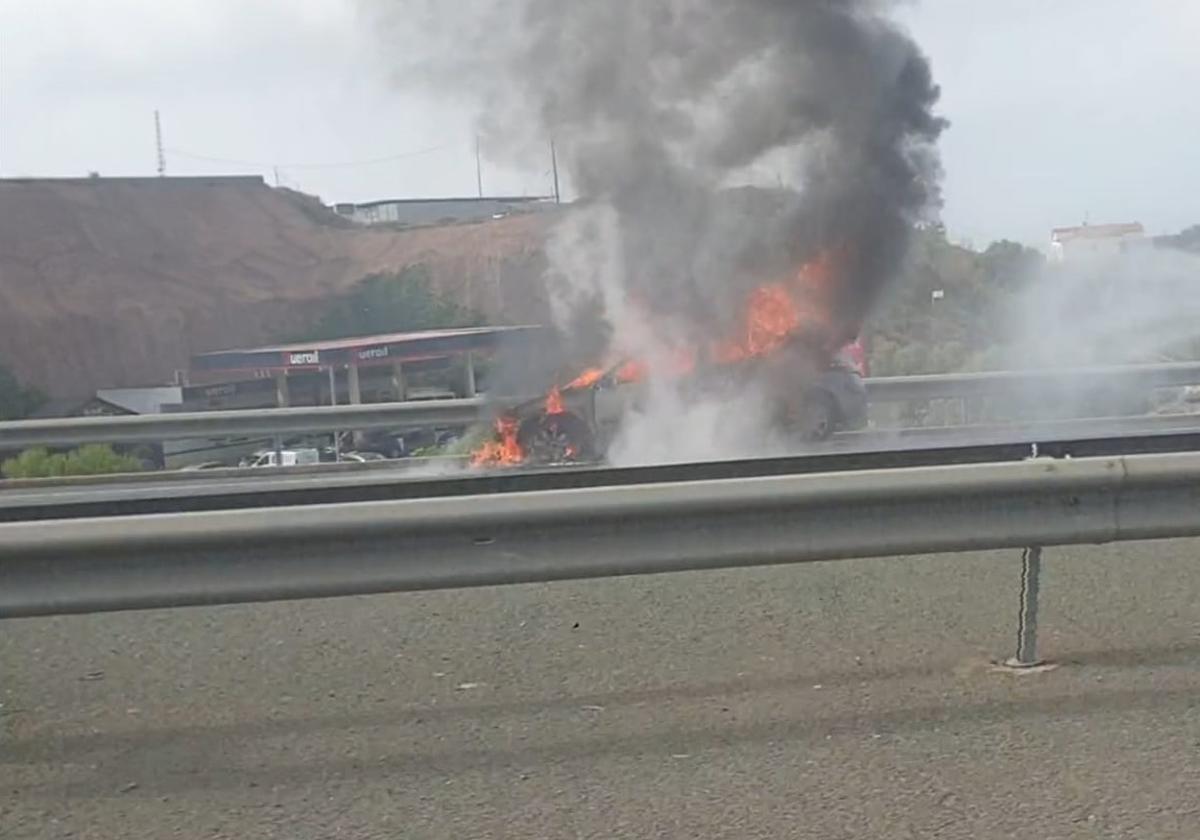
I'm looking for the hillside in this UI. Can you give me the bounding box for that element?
[0,177,554,400]
[8,176,1192,406]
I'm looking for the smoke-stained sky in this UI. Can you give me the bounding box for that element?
[1,0,1197,247]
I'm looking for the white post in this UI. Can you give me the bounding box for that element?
[347,363,362,405]
[462,353,477,397]
[327,366,340,461]
[391,362,407,402]
[273,372,290,408]
[347,363,364,450]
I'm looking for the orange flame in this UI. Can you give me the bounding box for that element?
[566,367,606,390]
[746,283,803,353]
[470,414,524,467]
[712,283,802,363]
[710,254,836,364]
[545,386,566,415]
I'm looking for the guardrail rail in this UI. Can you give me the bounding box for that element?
[5,362,1200,450]
[3,451,1200,618]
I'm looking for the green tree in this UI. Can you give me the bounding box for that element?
[2,445,144,479]
[0,364,45,421]
[293,265,484,342]
[979,239,1044,295]
[867,231,1047,376]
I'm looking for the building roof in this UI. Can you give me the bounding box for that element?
[345,195,556,211]
[1051,222,1144,242]
[190,325,547,374]
[27,387,183,419]
[94,387,183,415]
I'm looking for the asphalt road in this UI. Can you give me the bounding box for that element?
[4,539,1200,839]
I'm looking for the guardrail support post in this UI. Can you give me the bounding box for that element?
[1006,545,1044,668]
[391,362,407,401]
[463,353,477,397]
[273,372,290,408]
[327,365,341,461]
[347,363,362,406]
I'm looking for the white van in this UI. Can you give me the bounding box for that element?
[245,448,321,468]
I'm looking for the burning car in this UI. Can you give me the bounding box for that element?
[471,255,873,467]
[475,343,865,467]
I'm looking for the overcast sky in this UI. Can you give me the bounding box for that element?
[1,0,1196,248]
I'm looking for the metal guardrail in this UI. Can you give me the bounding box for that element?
[4,362,1200,450]
[864,361,1200,402]
[7,413,1200,524]
[836,412,1200,448]
[0,399,488,449]
[3,451,1199,618]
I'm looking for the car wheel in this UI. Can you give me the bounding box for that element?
[518,412,595,463]
[796,390,838,441]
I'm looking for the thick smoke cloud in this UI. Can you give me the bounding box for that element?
[367,0,945,461]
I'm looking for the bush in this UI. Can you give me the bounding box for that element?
[1,445,144,479]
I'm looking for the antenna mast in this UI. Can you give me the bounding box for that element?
[550,139,561,204]
[475,135,484,198]
[154,110,166,176]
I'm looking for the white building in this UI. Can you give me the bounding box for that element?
[331,196,557,227]
[1050,222,1145,263]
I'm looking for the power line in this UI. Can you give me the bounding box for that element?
[162,142,458,171]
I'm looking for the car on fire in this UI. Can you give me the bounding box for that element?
[480,338,869,466]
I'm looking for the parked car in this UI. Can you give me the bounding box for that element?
[178,461,228,471]
[340,451,389,463]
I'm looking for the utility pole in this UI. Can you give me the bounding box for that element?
[154,110,166,176]
[550,139,561,204]
[475,135,483,198]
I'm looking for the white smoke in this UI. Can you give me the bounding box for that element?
[605,375,787,466]
[1004,245,1200,369]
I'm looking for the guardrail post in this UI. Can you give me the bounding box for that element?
[1006,546,1044,668]
[327,365,341,461]
[273,372,290,408]
[462,352,477,397]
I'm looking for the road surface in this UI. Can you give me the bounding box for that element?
[4,539,1200,838]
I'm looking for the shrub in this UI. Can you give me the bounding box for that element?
[2,445,144,479]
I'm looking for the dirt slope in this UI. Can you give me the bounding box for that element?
[0,177,553,401]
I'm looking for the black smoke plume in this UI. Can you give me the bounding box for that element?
[367,0,946,459]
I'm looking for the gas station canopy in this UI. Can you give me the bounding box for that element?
[190,325,546,374]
